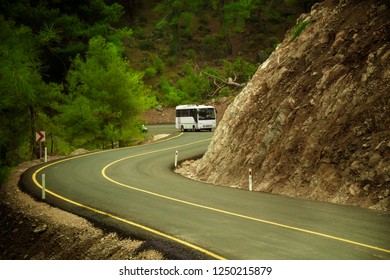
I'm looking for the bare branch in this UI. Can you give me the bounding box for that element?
[226,77,246,87]
[203,71,246,88]
[207,79,226,98]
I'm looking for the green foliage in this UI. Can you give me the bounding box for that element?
[149,0,313,59]
[0,17,62,165]
[208,0,259,55]
[219,87,232,96]
[143,55,166,78]
[176,63,212,101]
[185,49,197,61]
[203,66,224,80]
[80,0,124,23]
[222,1,254,33]
[106,27,133,52]
[160,75,189,106]
[57,96,101,147]
[178,11,197,38]
[1,0,128,82]
[290,19,310,42]
[201,35,225,58]
[157,58,257,105]
[223,58,258,81]
[153,56,166,74]
[154,0,204,55]
[38,23,61,47]
[167,55,179,67]
[0,1,177,169]
[257,47,276,63]
[144,67,158,78]
[269,36,280,48]
[60,36,151,148]
[138,38,155,50]
[284,0,297,5]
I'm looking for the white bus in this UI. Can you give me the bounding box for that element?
[175,104,217,132]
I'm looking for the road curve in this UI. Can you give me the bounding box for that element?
[22,126,390,259]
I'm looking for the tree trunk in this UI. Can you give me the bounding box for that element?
[219,0,233,55]
[29,106,38,159]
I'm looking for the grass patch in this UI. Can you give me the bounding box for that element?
[289,19,310,42]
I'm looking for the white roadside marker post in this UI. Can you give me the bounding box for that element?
[249,168,253,192]
[42,174,46,200]
[175,151,178,168]
[44,147,47,163]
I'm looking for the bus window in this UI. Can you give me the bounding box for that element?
[199,108,215,120]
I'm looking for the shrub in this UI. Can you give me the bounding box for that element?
[153,56,165,73]
[257,47,274,63]
[269,36,280,48]
[223,58,257,81]
[144,67,157,78]
[185,49,197,61]
[290,19,310,42]
[219,87,232,96]
[201,35,225,58]
[138,38,154,50]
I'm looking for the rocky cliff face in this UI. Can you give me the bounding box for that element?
[186,0,390,210]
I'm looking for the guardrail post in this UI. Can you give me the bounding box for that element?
[175,151,178,168]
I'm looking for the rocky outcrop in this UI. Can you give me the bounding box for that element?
[188,0,390,210]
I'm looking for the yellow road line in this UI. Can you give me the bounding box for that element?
[32,132,185,176]
[31,183,225,260]
[102,147,390,255]
[31,134,226,260]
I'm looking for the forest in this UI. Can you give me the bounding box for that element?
[0,0,317,184]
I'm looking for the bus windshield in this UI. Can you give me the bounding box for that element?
[198,108,216,120]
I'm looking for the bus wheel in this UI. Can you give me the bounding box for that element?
[192,125,196,132]
[181,125,185,132]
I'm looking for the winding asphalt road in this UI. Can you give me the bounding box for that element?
[23,125,390,259]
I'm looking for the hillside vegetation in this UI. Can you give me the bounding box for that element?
[0,0,315,185]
